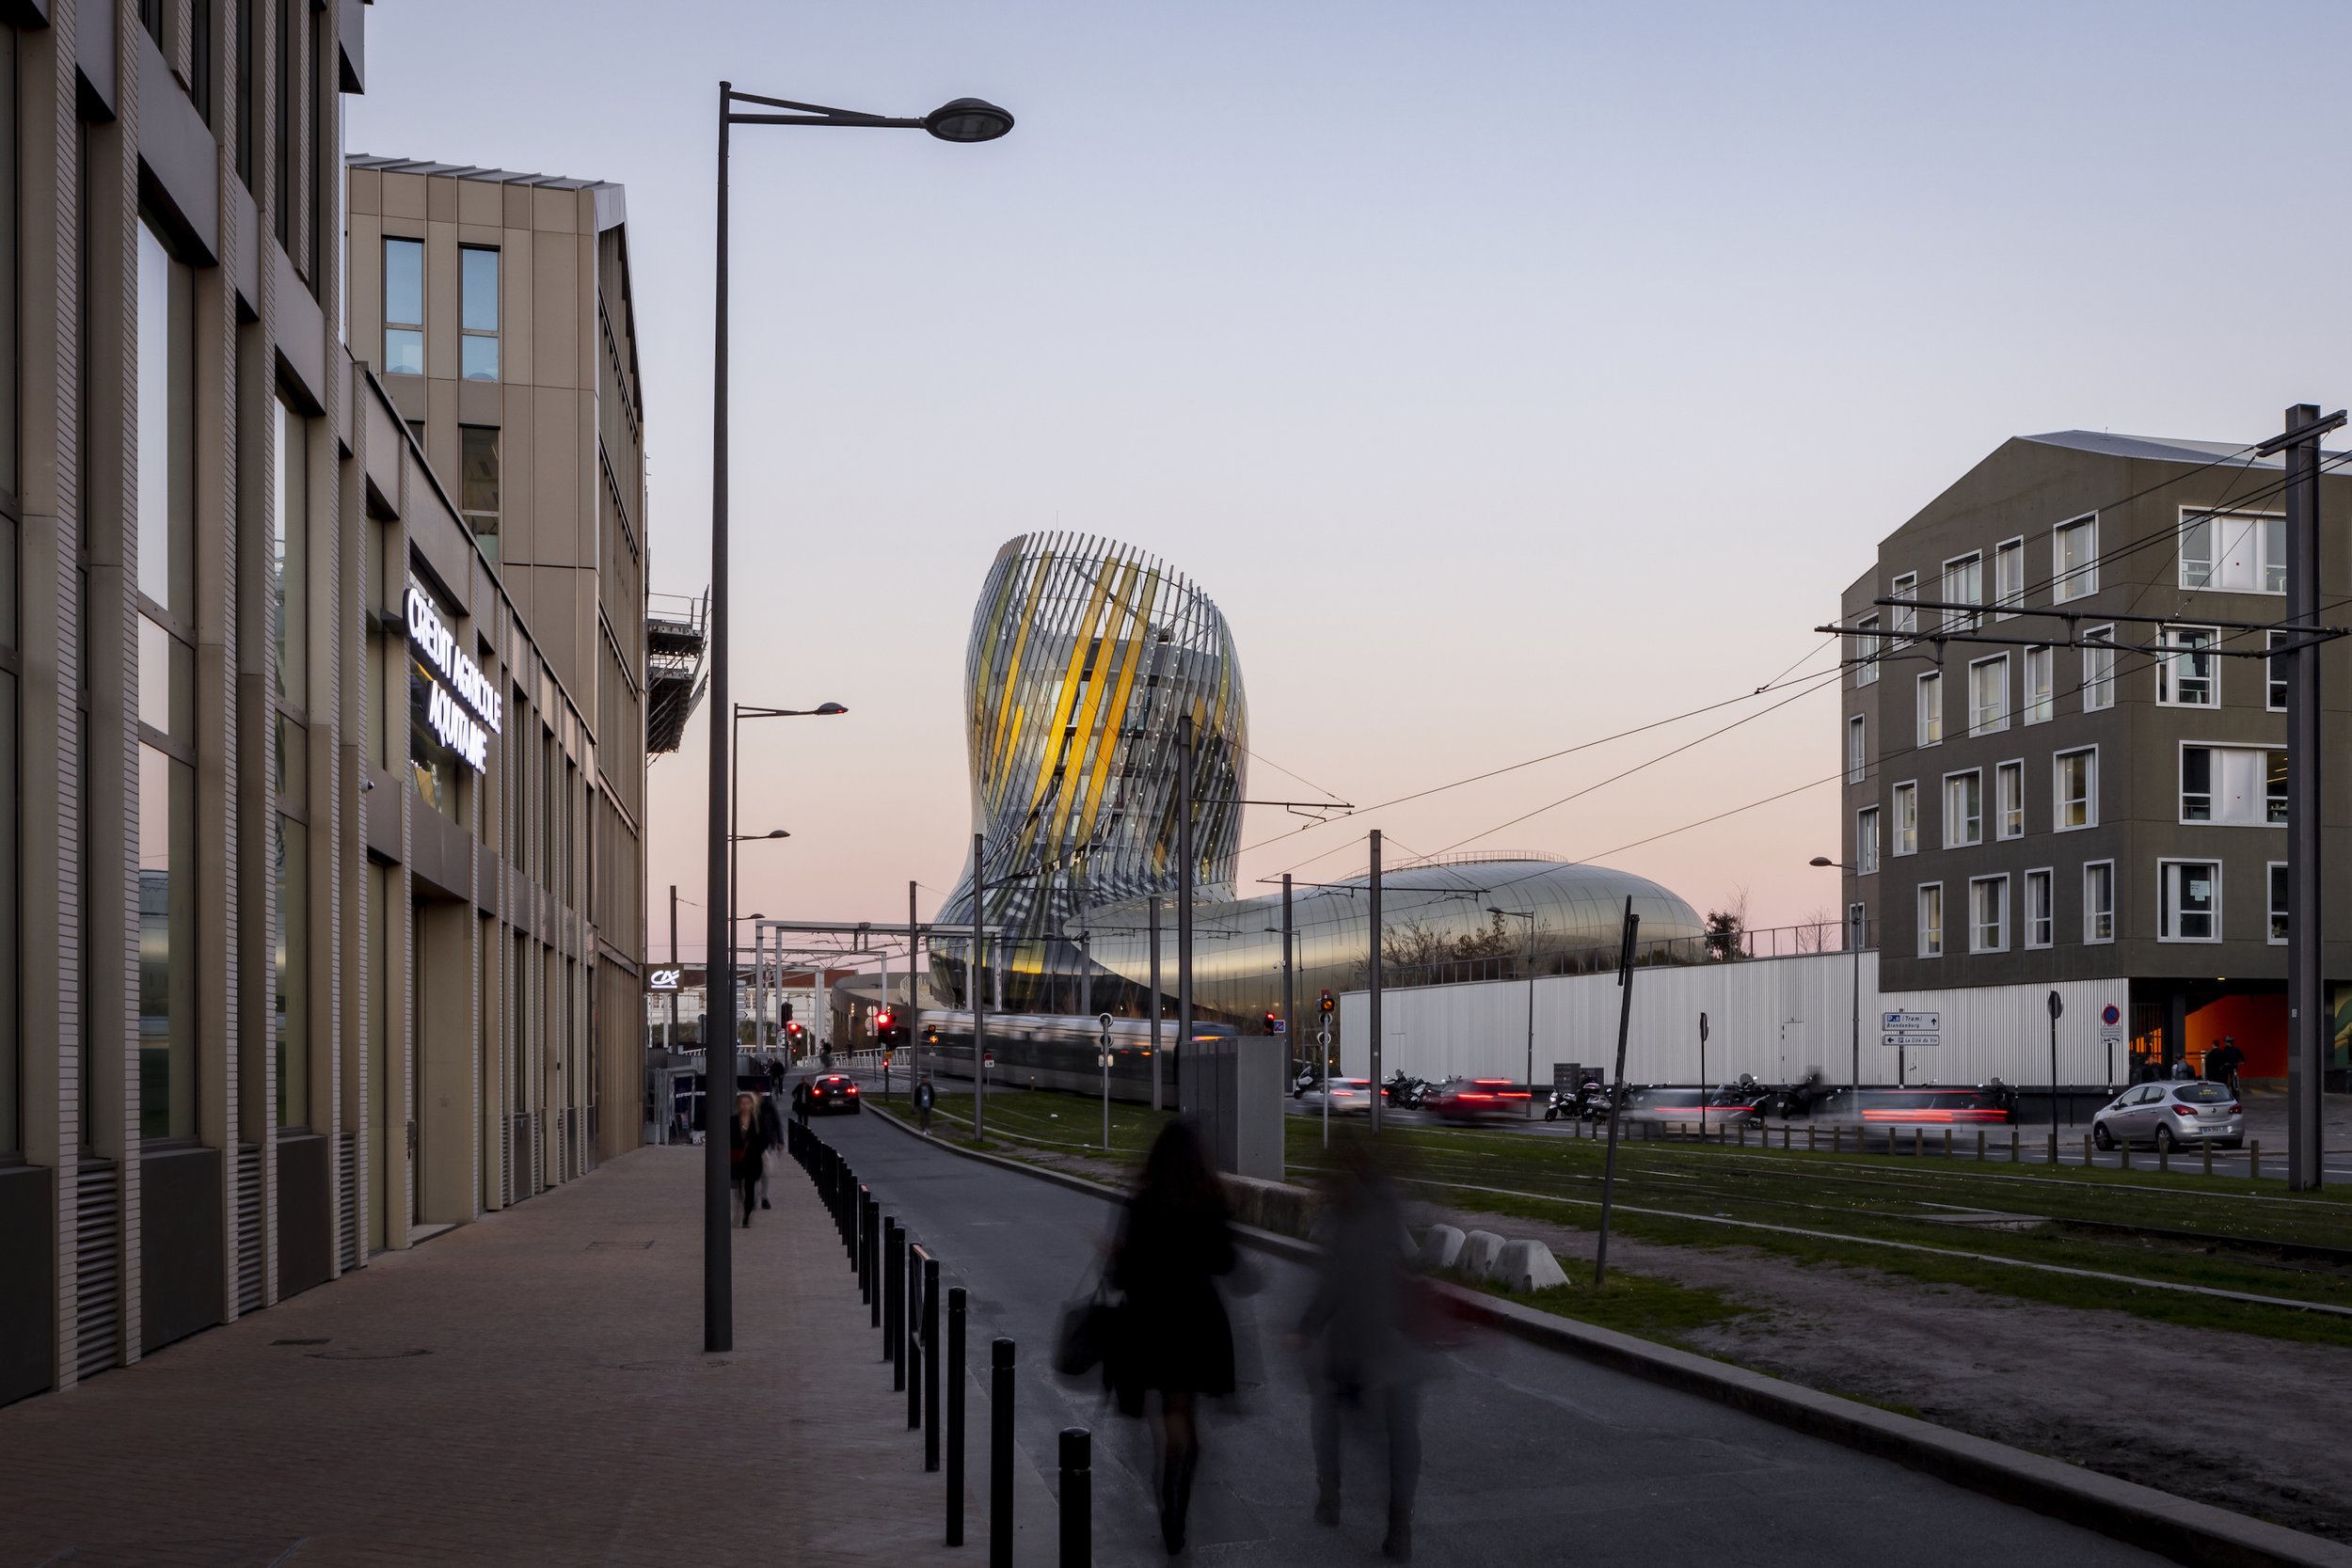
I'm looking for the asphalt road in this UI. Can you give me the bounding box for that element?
[813,1111,2166,1568]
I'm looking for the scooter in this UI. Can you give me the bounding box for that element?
[1383,1070,1429,1110]
[1293,1065,1324,1099]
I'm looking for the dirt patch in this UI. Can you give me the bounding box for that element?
[1421,1197,2352,1543]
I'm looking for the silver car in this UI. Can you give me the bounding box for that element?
[2091,1081,2244,1152]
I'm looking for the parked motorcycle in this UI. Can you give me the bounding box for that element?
[1383,1070,1429,1110]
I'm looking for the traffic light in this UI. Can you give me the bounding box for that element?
[1318,990,1334,1016]
[787,1021,804,1039]
[1263,1011,1279,1034]
[782,1001,794,1023]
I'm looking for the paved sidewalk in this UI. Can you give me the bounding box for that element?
[0,1146,1060,1567]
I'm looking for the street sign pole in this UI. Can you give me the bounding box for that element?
[1099,1012,1114,1150]
[1317,1022,1332,1148]
[2047,990,2064,1138]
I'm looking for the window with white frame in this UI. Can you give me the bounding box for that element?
[1994,537,2024,616]
[1969,875,2008,953]
[2084,861,2115,942]
[2055,747,2096,830]
[1891,782,1917,856]
[1853,614,1881,686]
[1846,714,1867,784]
[2156,625,2217,705]
[1945,769,1982,847]
[1891,573,1918,643]
[2180,745,2286,826]
[1968,655,2009,736]
[2082,626,2115,711]
[2270,862,2288,942]
[1856,806,1880,875]
[2160,860,2219,942]
[2024,868,2053,948]
[1917,672,1942,747]
[1996,760,2023,839]
[1943,552,1983,631]
[2023,645,2052,723]
[2178,508,2284,594]
[2053,515,2098,602]
[2268,629,2288,711]
[1917,882,1944,958]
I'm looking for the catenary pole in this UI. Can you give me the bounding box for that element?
[1149,896,1163,1111]
[973,832,988,1140]
[2282,403,2329,1191]
[1368,830,1383,1134]
[1177,716,1195,1109]
[703,82,736,1354]
[1594,897,1641,1287]
[908,881,921,1095]
[1281,875,1295,1079]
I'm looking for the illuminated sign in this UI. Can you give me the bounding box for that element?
[406,583,502,772]
[649,968,683,991]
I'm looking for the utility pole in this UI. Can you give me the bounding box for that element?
[1177,714,1195,1111]
[1368,830,1384,1134]
[1149,895,1163,1111]
[908,880,922,1098]
[2274,402,2339,1192]
[1594,897,1640,1288]
[666,884,678,1053]
[973,832,988,1141]
[1281,874,1295,1080]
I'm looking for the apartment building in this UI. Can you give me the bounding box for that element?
[1839,430,2352,1085]
[0,0,650,1410]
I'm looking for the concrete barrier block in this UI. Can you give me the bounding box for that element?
[1460,1229,1504,1277]
[1491,1238,1569,1292]
[1417,1225,1466,1271]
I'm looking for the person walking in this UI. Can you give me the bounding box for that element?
[914,1072,936,1135]
[1295,1127,1424,1561]
[728,1093,770,1228]
[1109,1119,1237,1555]
[755,1089,786,1210]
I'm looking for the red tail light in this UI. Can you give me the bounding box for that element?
[2229,1102,2242,1114]
[846,1085,859,1096]
[2173,1103,2199,1116]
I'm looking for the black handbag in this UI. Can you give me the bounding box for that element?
[1054,1283,1124,1378]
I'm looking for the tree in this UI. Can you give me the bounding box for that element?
[1704,884,1750,962]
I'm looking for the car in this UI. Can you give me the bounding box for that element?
[1422,1076,1534,1121]
[1293,1077,1375,1116]
[2091,1081,2242,1151]
[804,1073,863,1116]
[1613,1085,1759,1127]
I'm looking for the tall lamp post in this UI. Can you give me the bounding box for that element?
[1487,907,1537,1117]
[1809,858,1864,1093]
[705,86,1011,1355]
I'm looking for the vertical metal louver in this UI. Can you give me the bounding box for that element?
[74,1161,120,1380]
[235,1143,263,1314]
[336,1132,359,1272]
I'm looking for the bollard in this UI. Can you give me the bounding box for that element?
[2159,1140,2169,1174]
[894,1234,910,1393]
[1059,1427,1091,1568]
[2251,1139,2261,1182]
[859,1188,874,1307]
[991,1339,1016,1568]
[2121,1141,2131,1171]
[1976,1129,1984,1162]
[848,1174,862,1270]
[866,1196,882,1326]
[2046,1131,2057,1166]
[908,1244,924,1430]
[1943,1128,1951,1160]
[2010,1126,2019,1164]
[1833,1125,1843,1154]
[947,1288,968,1546]
[1807,1126,1817,1153]
[1913,1127,1923,1160]
[924,1257,942,1472]
[884,1221,903,1371]
[2203,1139,2213,1178]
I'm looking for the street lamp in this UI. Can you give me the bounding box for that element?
[1809,858,1865,1092]
[1487,908,1537,1118]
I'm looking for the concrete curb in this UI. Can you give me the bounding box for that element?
[859,1104,2352,1568]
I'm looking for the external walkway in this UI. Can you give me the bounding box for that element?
[0,1146,1059,1567]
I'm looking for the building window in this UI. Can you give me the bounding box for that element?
[2082,626,2115,711]
[2179,508,2284,594]
[1917,883,1944,958]
[1942,551,1982,631]
[275,397,307,709]
[2053,515,2097,602]
[1969,875,2008,954]
[1916,672,1942,747]
[1996,760,2023,839]
[1891,782,1917,856]
[1856,805,1880,875]
[1994,537,2024,616]
[460,245,500,381]
[2180,744,2286,827]
[2055,747,2096,830]
[1944,770,1981,847]
[275,815,307,1127]
[2156,625,2217,706]
[2268,629,2289,712]
[2159,860,2219,942]
[2084,861,2115,943]
[383,236,424,375]
[2023,645,2052,724]
[1846,714,1866,784]
[461,424,501,559]
[1890,573,1917,643]
[2024,868,2053,949]
[2270,862,2289,943]
[1968,655,2008,736]
[1853,614,1880,686]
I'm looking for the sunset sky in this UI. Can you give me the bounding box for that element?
[349,0,2352,958]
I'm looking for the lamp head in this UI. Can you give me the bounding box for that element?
[814,702,849,716]
[924,98,1015,143]
[1808,856,1836,867]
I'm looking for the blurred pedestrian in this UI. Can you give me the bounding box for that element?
[729,1093,769,1228]
[755,1089,786,1209]
[1109,1119,1236,1554]
[1295,1125,1423,1561]
[914,1072,936,1135]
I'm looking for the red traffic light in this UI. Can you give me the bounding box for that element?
[787,1021,803,1036]
[876,1009,895,1029]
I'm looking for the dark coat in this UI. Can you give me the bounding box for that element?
[1108,1188,1237,1413]
[756,1095,786,1147]
[729,1116,770,1181]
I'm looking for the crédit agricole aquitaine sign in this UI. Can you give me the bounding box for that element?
[407,580,501,771]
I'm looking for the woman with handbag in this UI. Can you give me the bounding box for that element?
[1108,1118,1236,1555]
